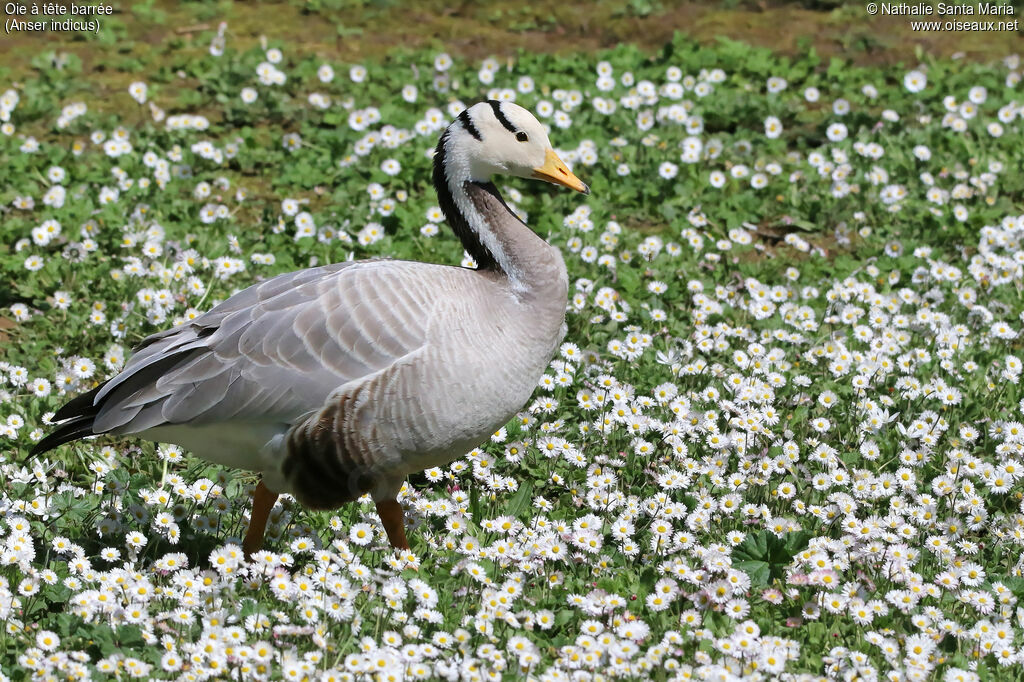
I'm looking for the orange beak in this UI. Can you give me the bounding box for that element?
[532,148,590,194]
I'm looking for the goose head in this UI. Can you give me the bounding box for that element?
[444,101,589,195]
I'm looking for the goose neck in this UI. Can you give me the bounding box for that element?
[433,139,564,295]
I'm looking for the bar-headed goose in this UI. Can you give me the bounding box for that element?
[32,100,589,557]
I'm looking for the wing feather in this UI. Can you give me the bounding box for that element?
[161,367,236,421]
[156,353,228,389]
[92,259,439,435]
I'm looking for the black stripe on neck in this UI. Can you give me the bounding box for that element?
[488,100,518,134]
[432,131,497,271]
[458,109,482,141]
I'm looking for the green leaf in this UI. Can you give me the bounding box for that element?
[733,557,771,588]
[616,265,641,295]
[506,481,534,518]
[733,530,810,587]
[788,218,819,232]
[469,484,481,521]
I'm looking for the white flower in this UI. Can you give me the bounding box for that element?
[766,76,787,93]
[128,81,147,104]
[35,630,60,651]
[30,378,51,397]
[213,256,245,280]
[434,53,453,71]
[307,93,330,110]
[358,222,385,246]
[349,523,374,545]
[43,186,65,208]
[826,123,848,142]
[904,70,927,93]
[71,357,95,379]
[294,211,315,235]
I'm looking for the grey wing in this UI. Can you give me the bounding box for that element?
[91,259,436,434]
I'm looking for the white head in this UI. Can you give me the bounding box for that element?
[440,100,589,194]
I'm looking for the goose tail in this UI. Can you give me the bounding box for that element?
[27,381,108,460]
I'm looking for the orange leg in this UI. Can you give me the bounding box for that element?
[375,498,410,550]
[243,480,279,559]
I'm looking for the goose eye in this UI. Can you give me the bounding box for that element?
[515,131,529,142]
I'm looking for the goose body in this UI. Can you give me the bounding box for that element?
[33,101,588,554]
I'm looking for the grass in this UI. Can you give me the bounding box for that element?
[1,4,1024,681]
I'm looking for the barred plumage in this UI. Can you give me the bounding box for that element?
[34,100,589,556]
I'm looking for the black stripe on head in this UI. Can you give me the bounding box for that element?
[458,109,482,141]
[488,100,518,134]
[431,130,497,271]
